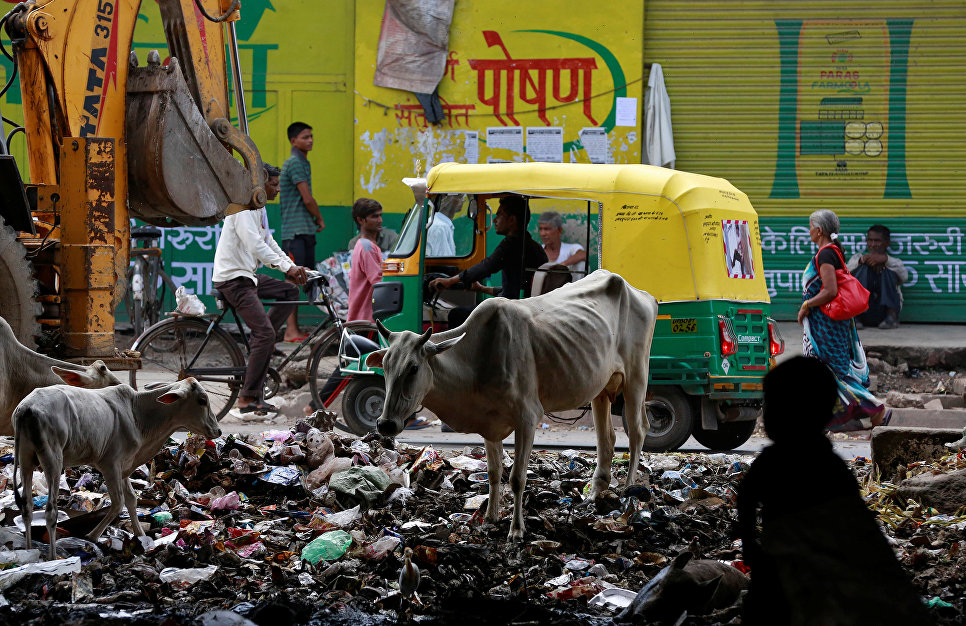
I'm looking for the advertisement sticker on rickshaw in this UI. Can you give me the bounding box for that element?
[722,219,755,279]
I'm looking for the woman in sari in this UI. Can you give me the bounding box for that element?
[797,209,888,430]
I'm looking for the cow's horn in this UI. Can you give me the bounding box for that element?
[376,320,392,340]
[416,326,433,347]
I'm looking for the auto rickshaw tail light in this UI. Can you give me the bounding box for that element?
[767,318,785,357]
[718,317,737,356]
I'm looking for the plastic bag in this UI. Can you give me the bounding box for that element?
[302,530,352,565]
[175,286,206,315]
[159,564,219,585]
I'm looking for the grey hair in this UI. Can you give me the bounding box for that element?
[538,211,563,230]
[809,209,840,238]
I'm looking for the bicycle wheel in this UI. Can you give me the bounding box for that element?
[130,317,245,420]
[307,322,380,412]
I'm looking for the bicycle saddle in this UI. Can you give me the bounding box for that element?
[131,225,164,240]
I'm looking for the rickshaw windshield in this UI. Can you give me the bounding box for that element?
[388,201,424,258]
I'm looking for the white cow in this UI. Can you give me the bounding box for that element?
[367,270,657,539]
[0,315,121,435]
[13,379,222,560]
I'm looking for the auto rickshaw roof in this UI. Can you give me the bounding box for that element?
[425,162,769,304]
[426,162,754,214]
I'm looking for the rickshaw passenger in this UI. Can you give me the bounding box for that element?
[538,210,586,281]
[430,195,548,327]
[426,195,462,257]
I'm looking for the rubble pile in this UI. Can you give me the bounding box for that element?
[0,416,960,624]
[860,451,966,622]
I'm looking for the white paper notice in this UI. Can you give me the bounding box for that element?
[526,127,563,163]
[615,97,638,127]
[464,130,479,164]
[579,127,610,164]
[486,127,523,153]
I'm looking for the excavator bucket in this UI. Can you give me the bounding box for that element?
[125,54,265,226]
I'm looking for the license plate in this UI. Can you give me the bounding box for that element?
[671,318,697,334]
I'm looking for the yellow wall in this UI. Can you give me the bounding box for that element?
[353,0,645,213]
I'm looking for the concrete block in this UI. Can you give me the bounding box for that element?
[952,378,966,396]
[898,469,966,514]
[923,399,944,410]
[918,393,965,409]
[886,408,966,429]
[884,390,921,408]
[870,426,963,481]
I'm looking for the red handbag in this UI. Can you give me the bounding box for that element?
[814,245,870,321]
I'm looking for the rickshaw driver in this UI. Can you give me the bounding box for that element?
[430,195,548,327]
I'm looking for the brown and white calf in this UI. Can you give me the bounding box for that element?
[13,379,221,559]
[367,270,658,539]
[0,315,121,435]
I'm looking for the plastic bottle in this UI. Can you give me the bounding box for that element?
[301,530,352,565]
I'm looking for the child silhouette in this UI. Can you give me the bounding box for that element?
[738,356,927,625]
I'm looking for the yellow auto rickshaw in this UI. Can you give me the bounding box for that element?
[348,162,784,451]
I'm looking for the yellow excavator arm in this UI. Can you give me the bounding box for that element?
[0,0,265,360]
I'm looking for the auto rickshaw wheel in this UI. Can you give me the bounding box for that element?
[621,387,693,452]
[0,221,41,347]
[341,376,385,436]
[693,399,760,450]
[692,419,757,451]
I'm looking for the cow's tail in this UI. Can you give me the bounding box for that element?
[11,416,24,513]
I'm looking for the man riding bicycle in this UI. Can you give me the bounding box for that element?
[213,163,312,417]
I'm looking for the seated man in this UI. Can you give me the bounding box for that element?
[213,163,311,416]
[426,194,462,257]
[847,224,907,329]
[537,210,586,281]
[430,195,548,328]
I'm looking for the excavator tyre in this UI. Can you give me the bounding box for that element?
[0,219,40,346]
[126,54,264,226]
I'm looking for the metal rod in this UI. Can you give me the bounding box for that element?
[227,21,248,135]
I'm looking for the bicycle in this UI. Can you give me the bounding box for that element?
[128,272,384,427]
[124,225,178,337]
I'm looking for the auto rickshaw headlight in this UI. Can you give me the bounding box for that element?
[718,317,737,356]
[767,318,785,357]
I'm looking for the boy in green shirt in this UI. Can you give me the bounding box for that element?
[279,121,325,338]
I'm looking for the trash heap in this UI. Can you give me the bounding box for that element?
[857,452,966,621]
[0,418,960,624]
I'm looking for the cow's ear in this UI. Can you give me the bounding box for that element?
[671,551,693,569]
[425,333,464,356]
[51,366,89,387]
[157,388,187,404]
[365,349,387,368]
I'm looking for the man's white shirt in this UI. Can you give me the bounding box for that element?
[213,209,294,284]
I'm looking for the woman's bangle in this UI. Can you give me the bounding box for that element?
[801,301,810,310]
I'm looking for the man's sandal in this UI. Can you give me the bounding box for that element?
[238,402,279,416]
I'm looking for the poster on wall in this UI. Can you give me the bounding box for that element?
[526,127,563,162]
[771,19,912,200]
[353,0,644,212]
